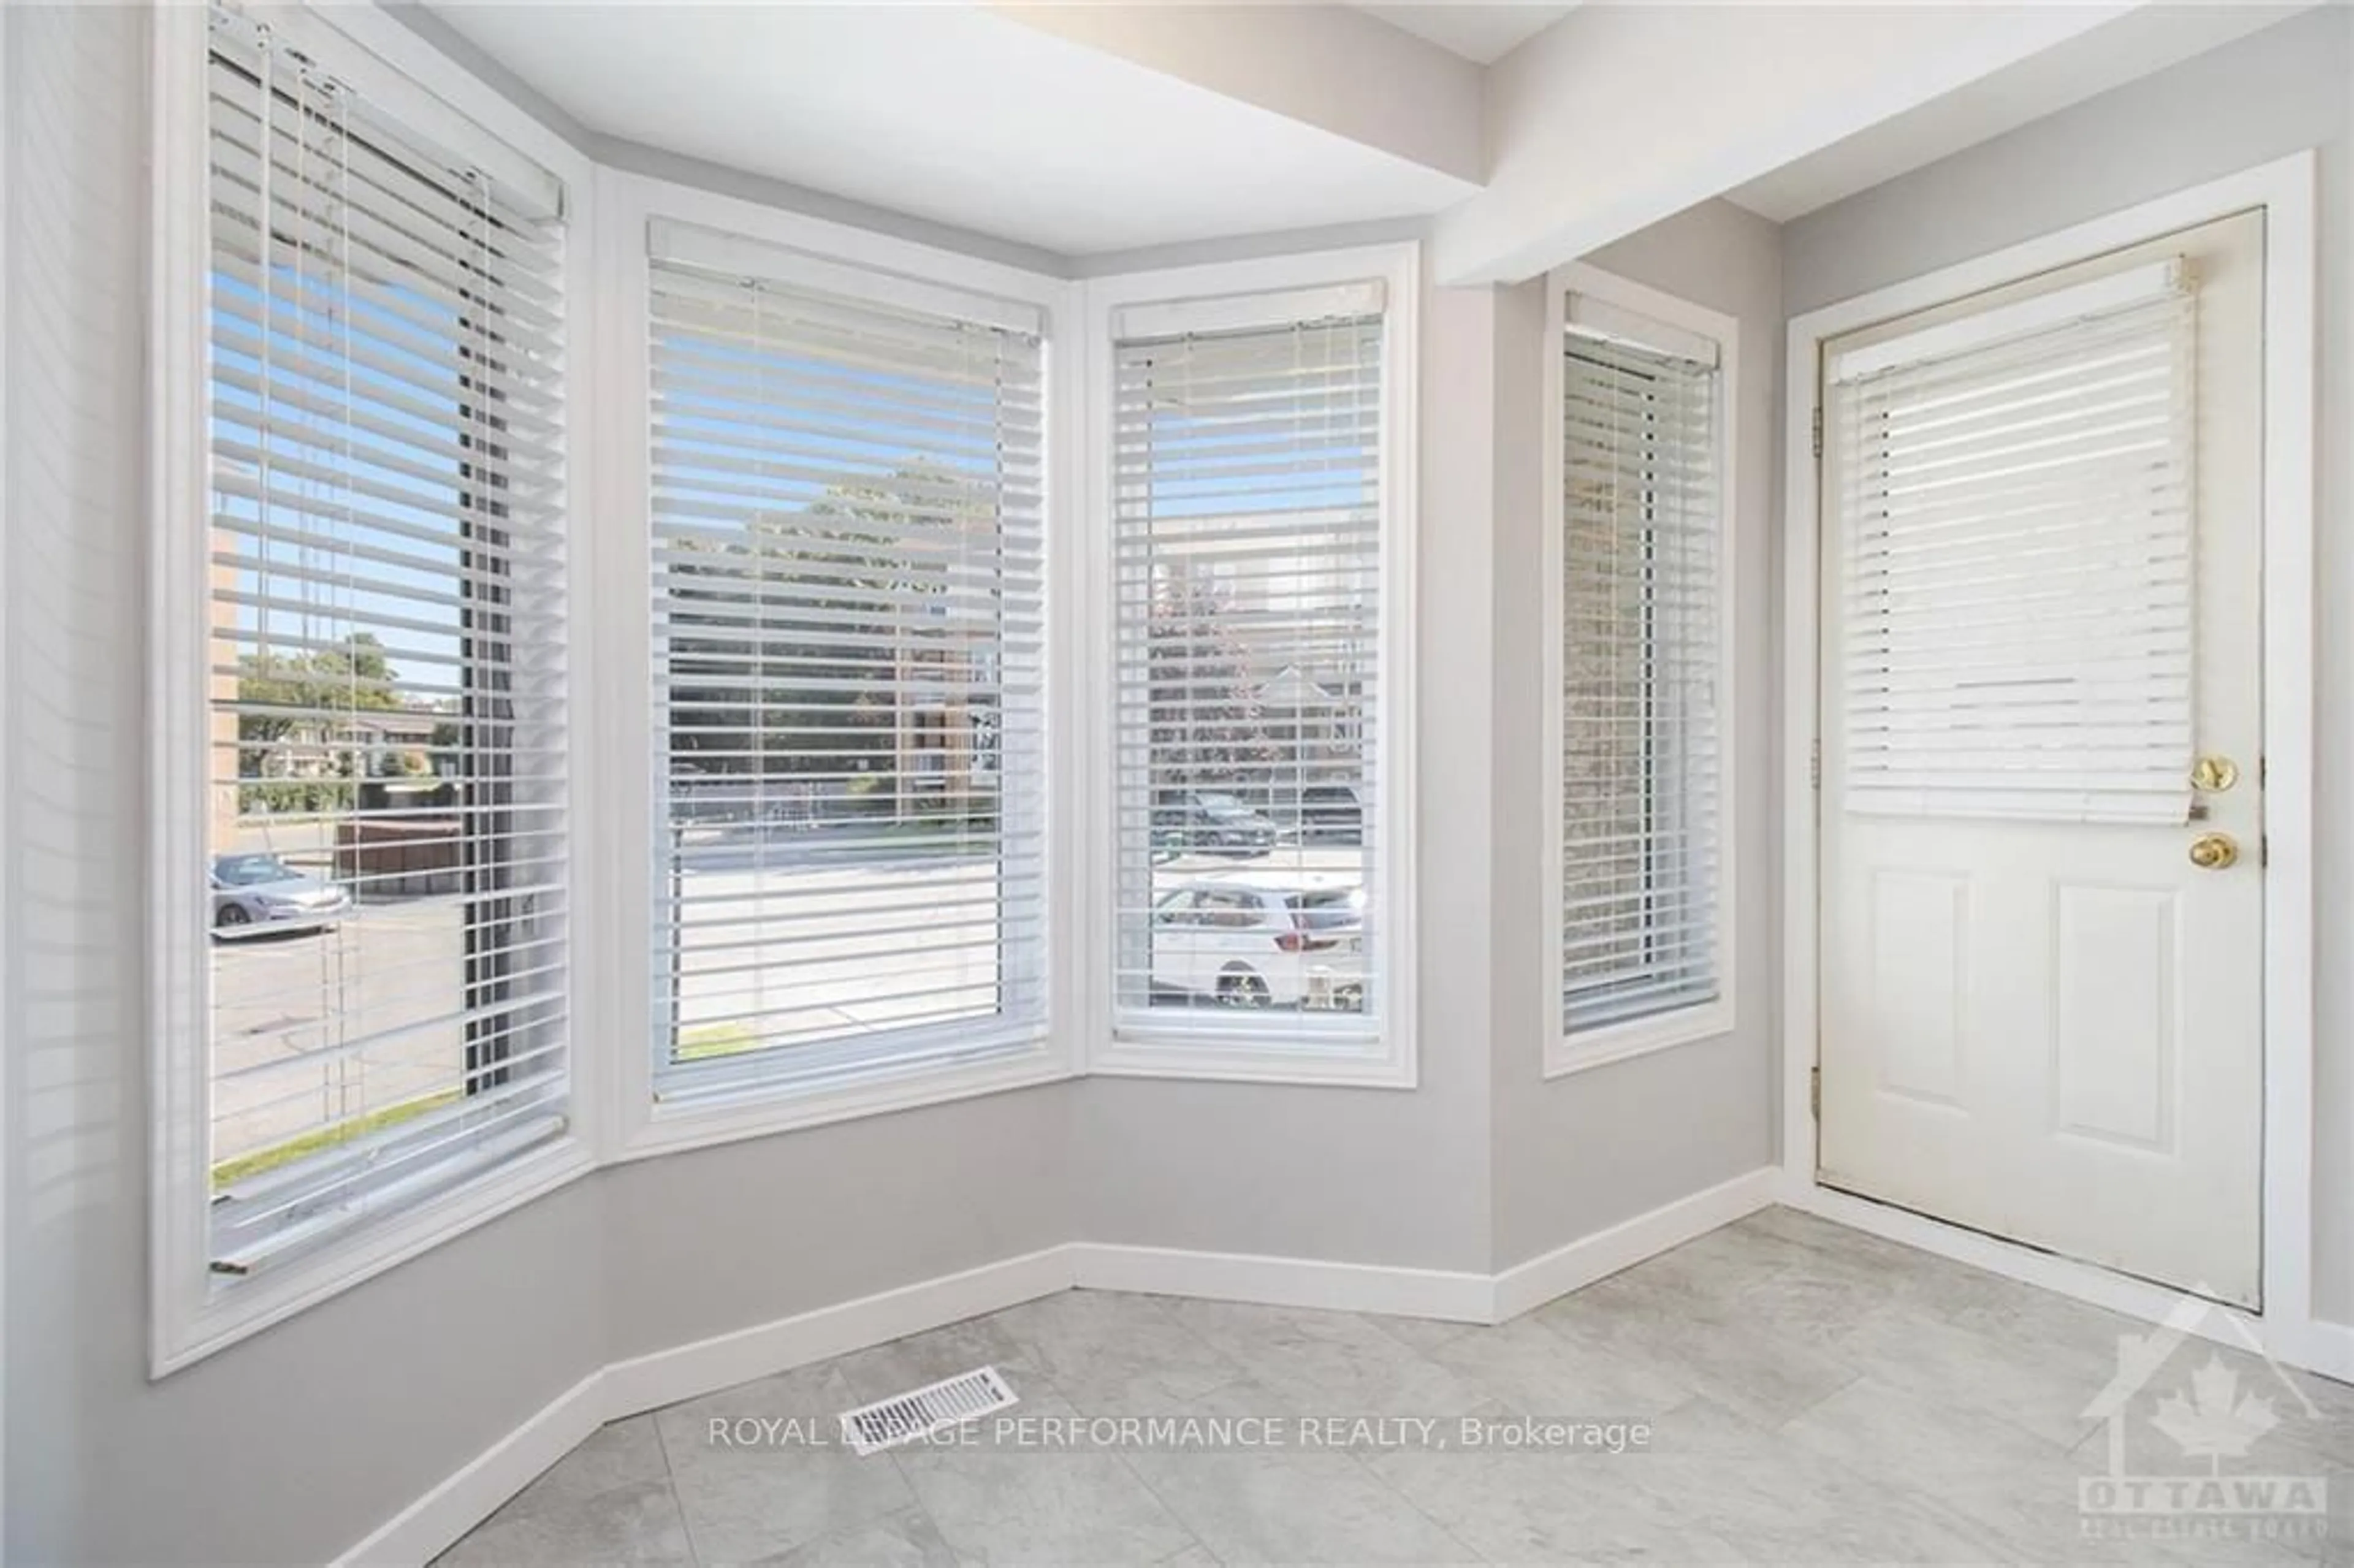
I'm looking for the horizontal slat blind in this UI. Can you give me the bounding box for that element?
[205,10,569,1274]
[1832,264,2196,823]
[1560,329,1721,1033]
[648,250,1046,1086]
[1111,312,1384,1026]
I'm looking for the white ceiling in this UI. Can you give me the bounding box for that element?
[425,3,1480,257]
[1355,4,1579,64]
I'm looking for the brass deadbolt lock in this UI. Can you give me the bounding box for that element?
[2191,755,2239,793]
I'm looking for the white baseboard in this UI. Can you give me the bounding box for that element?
[333,1248,1075,1567]
[1070,1242,1493,1323]
[339,1368,609,1568]
[1491,1167,1780,1320]
[601,1245,1073,1417]
[2272,1315,2354,1388]
[335,1175,1787,1565]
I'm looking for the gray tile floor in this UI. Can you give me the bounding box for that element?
[439,1208,2352,1565]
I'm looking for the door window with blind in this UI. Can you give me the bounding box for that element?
[1108,280,1394,1053]
[194,10,570,1278]
[1830,259,2197,824]
[646,222,1046,1097]
[1553,285,1729,1053]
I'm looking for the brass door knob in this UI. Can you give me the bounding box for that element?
[2188,832,2239,870]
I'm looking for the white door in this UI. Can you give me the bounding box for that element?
[1816,211,2265,1307]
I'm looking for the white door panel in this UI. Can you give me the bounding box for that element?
[1818,211,2264,1307]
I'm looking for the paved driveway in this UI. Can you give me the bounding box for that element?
[210,841,1371,1168]
[212,898,467,1165]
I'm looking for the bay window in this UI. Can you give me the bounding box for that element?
[1089,250,1417,1084]
[642,219,1051,1106]
[154,1,582,1368]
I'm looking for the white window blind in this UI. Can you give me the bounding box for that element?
[204,9,569,1275]
[647,231,1046,1093]
[1559,324,1723,1035]
[1111,302,1385,1031]
[1830,260,2196,823]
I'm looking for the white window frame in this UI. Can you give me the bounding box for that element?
[1541,263,1737,1078]
[147,0,601,1376]
[596,172,1083,1162]
[1,7,12,1515]
[1079,245,1420,1088]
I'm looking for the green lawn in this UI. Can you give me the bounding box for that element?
[677,1022,766,1060]
[211,1087,460,1191]
[215,1029,779,1189]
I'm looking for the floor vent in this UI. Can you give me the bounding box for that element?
[840,1366,1018,1456]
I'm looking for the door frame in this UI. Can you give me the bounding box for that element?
[1777,152,2339,1377]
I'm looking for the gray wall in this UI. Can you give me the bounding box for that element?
[602,1090,1074,1362]
[1083,197,1795,1281]
[26,6,2339,1564]
[1070,264,1499,1273]
[1486,200,1788,1269]
[0,10,1498,1559]
[2,12,599,1562]
[0,8,1080,1562]
[1052,207,1794,1281]
[1781,2,2354,1331]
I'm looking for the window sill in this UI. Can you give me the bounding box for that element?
[1092,1021,1416,1088]
[1544,999,1734,1081]
[617,1035,1075,1163]
[153,1133,595,1379]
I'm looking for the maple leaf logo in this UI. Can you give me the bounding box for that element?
[2149,1357,2279,1473]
